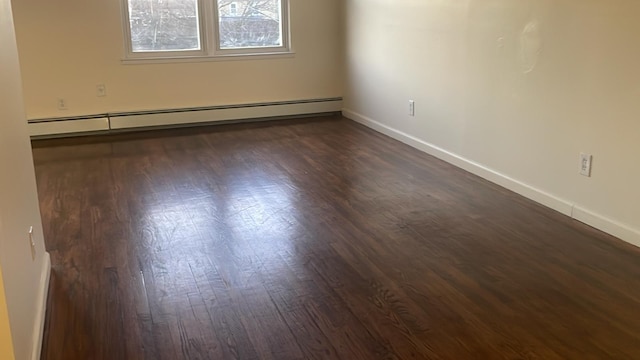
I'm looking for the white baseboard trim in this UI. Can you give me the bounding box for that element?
[343,108,640,248]
[572,206,640,248]
[31,252,51,360]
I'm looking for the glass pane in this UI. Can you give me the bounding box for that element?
[128,0,201,52]
[217,0,283,49]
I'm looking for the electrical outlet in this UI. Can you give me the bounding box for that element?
[409,100,415,116]
[28,226,36,261]
[57,98,67,110]
[96,84,107,97]
[580,153,593,177]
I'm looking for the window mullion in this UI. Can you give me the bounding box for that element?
[200,0,216,56]
[212,0,223,54]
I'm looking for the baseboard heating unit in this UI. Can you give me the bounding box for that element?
[28,98,343,138]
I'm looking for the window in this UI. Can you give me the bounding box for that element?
[217,0,283,50]
[122,0,290,61]
[127,0,202,53]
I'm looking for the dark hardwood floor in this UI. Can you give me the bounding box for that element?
[33,115,640,359]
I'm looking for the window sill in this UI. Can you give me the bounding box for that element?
[121,51,296,65]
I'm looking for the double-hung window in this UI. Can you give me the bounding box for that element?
[122,0,291,61]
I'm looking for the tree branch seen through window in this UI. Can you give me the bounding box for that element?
[218,0,282,49]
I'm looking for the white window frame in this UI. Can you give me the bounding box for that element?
[121,0,292,63]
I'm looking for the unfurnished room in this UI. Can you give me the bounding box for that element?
[1,0,639,359]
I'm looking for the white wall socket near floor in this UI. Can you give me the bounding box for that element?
[57,98,67,110]
[409,100,415,116]
[580,153,593,177]
[29,226,36,260]
[96,83,107,97]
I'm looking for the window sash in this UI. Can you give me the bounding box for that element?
[213,0,289,56]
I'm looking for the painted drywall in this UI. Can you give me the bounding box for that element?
[0,264,15,360]
[1,0,50,358]
[343,0,640,245]
[12,0,343,119]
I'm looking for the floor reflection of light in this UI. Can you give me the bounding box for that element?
[139,162,302,298]
[223,166,302,277]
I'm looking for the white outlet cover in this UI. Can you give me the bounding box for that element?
[96,84,107,97]
[580,153,592,177]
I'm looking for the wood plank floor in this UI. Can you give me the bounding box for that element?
[33,115,640,359]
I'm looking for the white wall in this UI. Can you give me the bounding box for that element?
[12,0,343,119]
[343,0,640,246]
[0,0,50,358]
